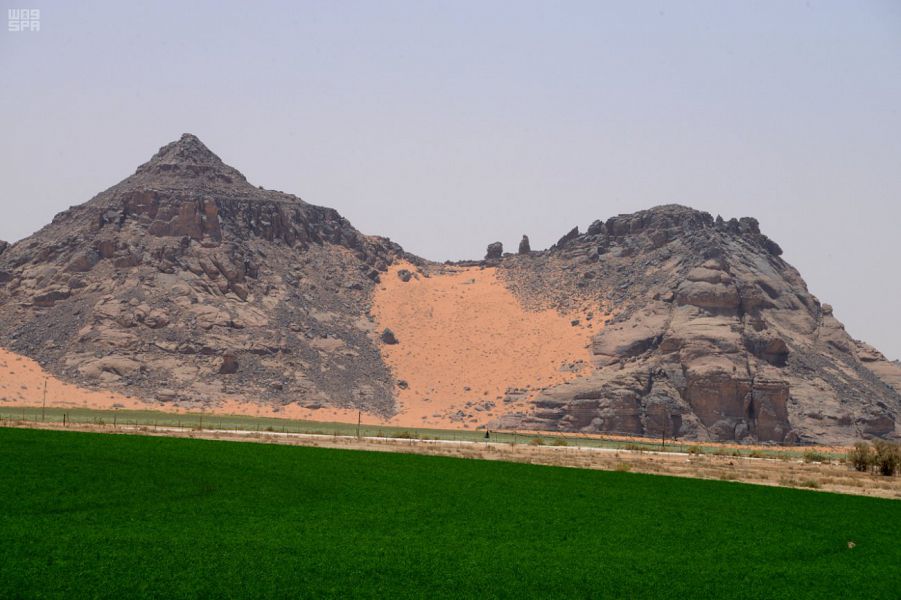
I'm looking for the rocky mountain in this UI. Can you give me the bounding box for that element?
[1,135,898,443]
[0,134,405,415]
[491,206,901,444]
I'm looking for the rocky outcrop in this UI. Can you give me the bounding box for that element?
[494,205,900,444]
[0,134,405,415]
[218,353,239,375]
[485,242,503,260]
[518,235,531,254]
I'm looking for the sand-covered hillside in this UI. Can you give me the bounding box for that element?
[371,263,602,427]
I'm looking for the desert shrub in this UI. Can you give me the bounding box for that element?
[847,442,874,472]
[872,440,900,476]
[748,450,766,459]
[799,479,821,489]
[613,462,631,472]
[623,443,646,452]
[803,450,828,464]
[686,445,702,455]
[529,437,545,446]
[551,438,568,447]
[391,431,415,439]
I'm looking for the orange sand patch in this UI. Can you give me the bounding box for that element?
[0,347,142,411]
[0,347,377,423]
[372,262,602,428]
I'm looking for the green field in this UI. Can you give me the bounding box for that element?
[0,428,898,598]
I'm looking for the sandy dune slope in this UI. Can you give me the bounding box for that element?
[371,262,602,427]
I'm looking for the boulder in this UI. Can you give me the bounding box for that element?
[485,242,503,260]
[555,227,580,248]
[586,220,605,236]
[518,235,531,254]
[675,280,740,311]
[218,353,239,374]
[80,356,145,380]
[66,250,100,273]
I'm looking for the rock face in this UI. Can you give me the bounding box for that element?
[0,134,405,414]
[485,242,503,260]
[518,235,531,254]
[493,206,901,444]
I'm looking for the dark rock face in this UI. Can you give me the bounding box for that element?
[0,241,8,256]
[218,353,239,374]
[485,242,503,260]
[494,205,901,444]
[518,235,531,254]
[0,134,405,415]
[554,227,580,248]
[380,328,398,345]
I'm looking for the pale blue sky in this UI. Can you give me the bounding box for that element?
[1,1,900,358]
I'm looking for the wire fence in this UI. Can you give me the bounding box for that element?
[0,405,840,459]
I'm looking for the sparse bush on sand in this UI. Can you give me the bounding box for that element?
[529,436,545,446]
[803,450,828,464]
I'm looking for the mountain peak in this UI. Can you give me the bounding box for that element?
[131,133,248,188]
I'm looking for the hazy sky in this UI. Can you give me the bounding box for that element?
[1,1,899,359]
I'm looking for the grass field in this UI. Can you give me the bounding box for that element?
[1,428,898,598]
